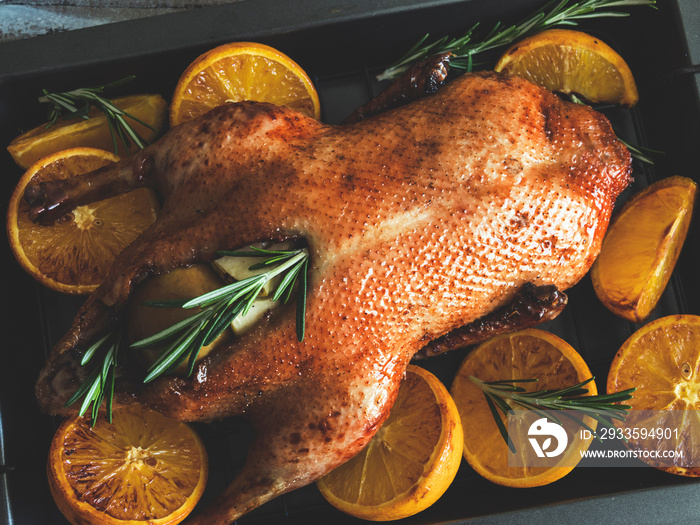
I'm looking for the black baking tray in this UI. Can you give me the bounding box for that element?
[1,1,700,524]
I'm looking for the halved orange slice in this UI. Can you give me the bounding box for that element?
[495,29,639,107]
[591,176,696,322]
[170,41,320,126]
[450,328,596,487]
[607,314,700,476]
[316,365,463,521]
[48,403,208,524]
[7,148,159,294]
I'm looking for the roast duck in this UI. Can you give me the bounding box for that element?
[26,57,631,523]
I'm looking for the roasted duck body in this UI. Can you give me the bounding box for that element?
[28,71,631,523]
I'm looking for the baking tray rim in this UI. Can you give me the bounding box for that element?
[0,0,478,83]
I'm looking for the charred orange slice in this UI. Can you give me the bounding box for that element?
[48,403,208,524]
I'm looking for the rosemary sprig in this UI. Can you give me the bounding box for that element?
[38,76,155,155]
[132,246,310,384]
[64,331,120,425]
[568,93,661,165]
[470,376,635,453]
[619,137,662,165]
[377,0,656,81]
[65,246,310,423]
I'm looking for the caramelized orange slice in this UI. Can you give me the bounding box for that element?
[591,176,696,322]
[8,94,167,169]
[48,404,208,524]
[607,315,700,476]
[451,328,596,487]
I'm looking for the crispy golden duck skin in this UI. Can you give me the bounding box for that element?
[27,71,631,524]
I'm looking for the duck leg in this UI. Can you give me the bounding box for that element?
[36,184,299,415]
[415,282,569,358]
[188,375,401,524]
[343,52,451,123]
[24,154,156,224]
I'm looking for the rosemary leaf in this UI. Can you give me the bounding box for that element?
[248,251,295,270]
[81,332,111,365]
[240,282,266,318]
[182,275,265,309]
[143,321,204,383]
[185,330,211,377]
[75,367,102,419]
[38,76,156,155]
[142,298,190,308]
[484,378,538,386]
[82,371,103,422]
[470,375,635,451]
[559,409,599,436]
[377,0,656,81]
[529,406,565,427]
[65,331,120,426]
[486,391,514,418]
[129,309,210,348]
[296,257,309,341]
[106,118,120,157]
[574,389,634,403]
[115,113,149,149]
[203,302,245,346]
[533,386,591,399]
[93,347,116,422]
[275,262,302,302]
[104,358,116,424]
[484,393,516,454]
[619,137,662,165]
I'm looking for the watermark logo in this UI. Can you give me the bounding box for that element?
[509,410,698,468]
[527,417,568,458]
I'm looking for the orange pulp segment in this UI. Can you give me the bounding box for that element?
[170,41,320,126]
[591,176,696,323]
